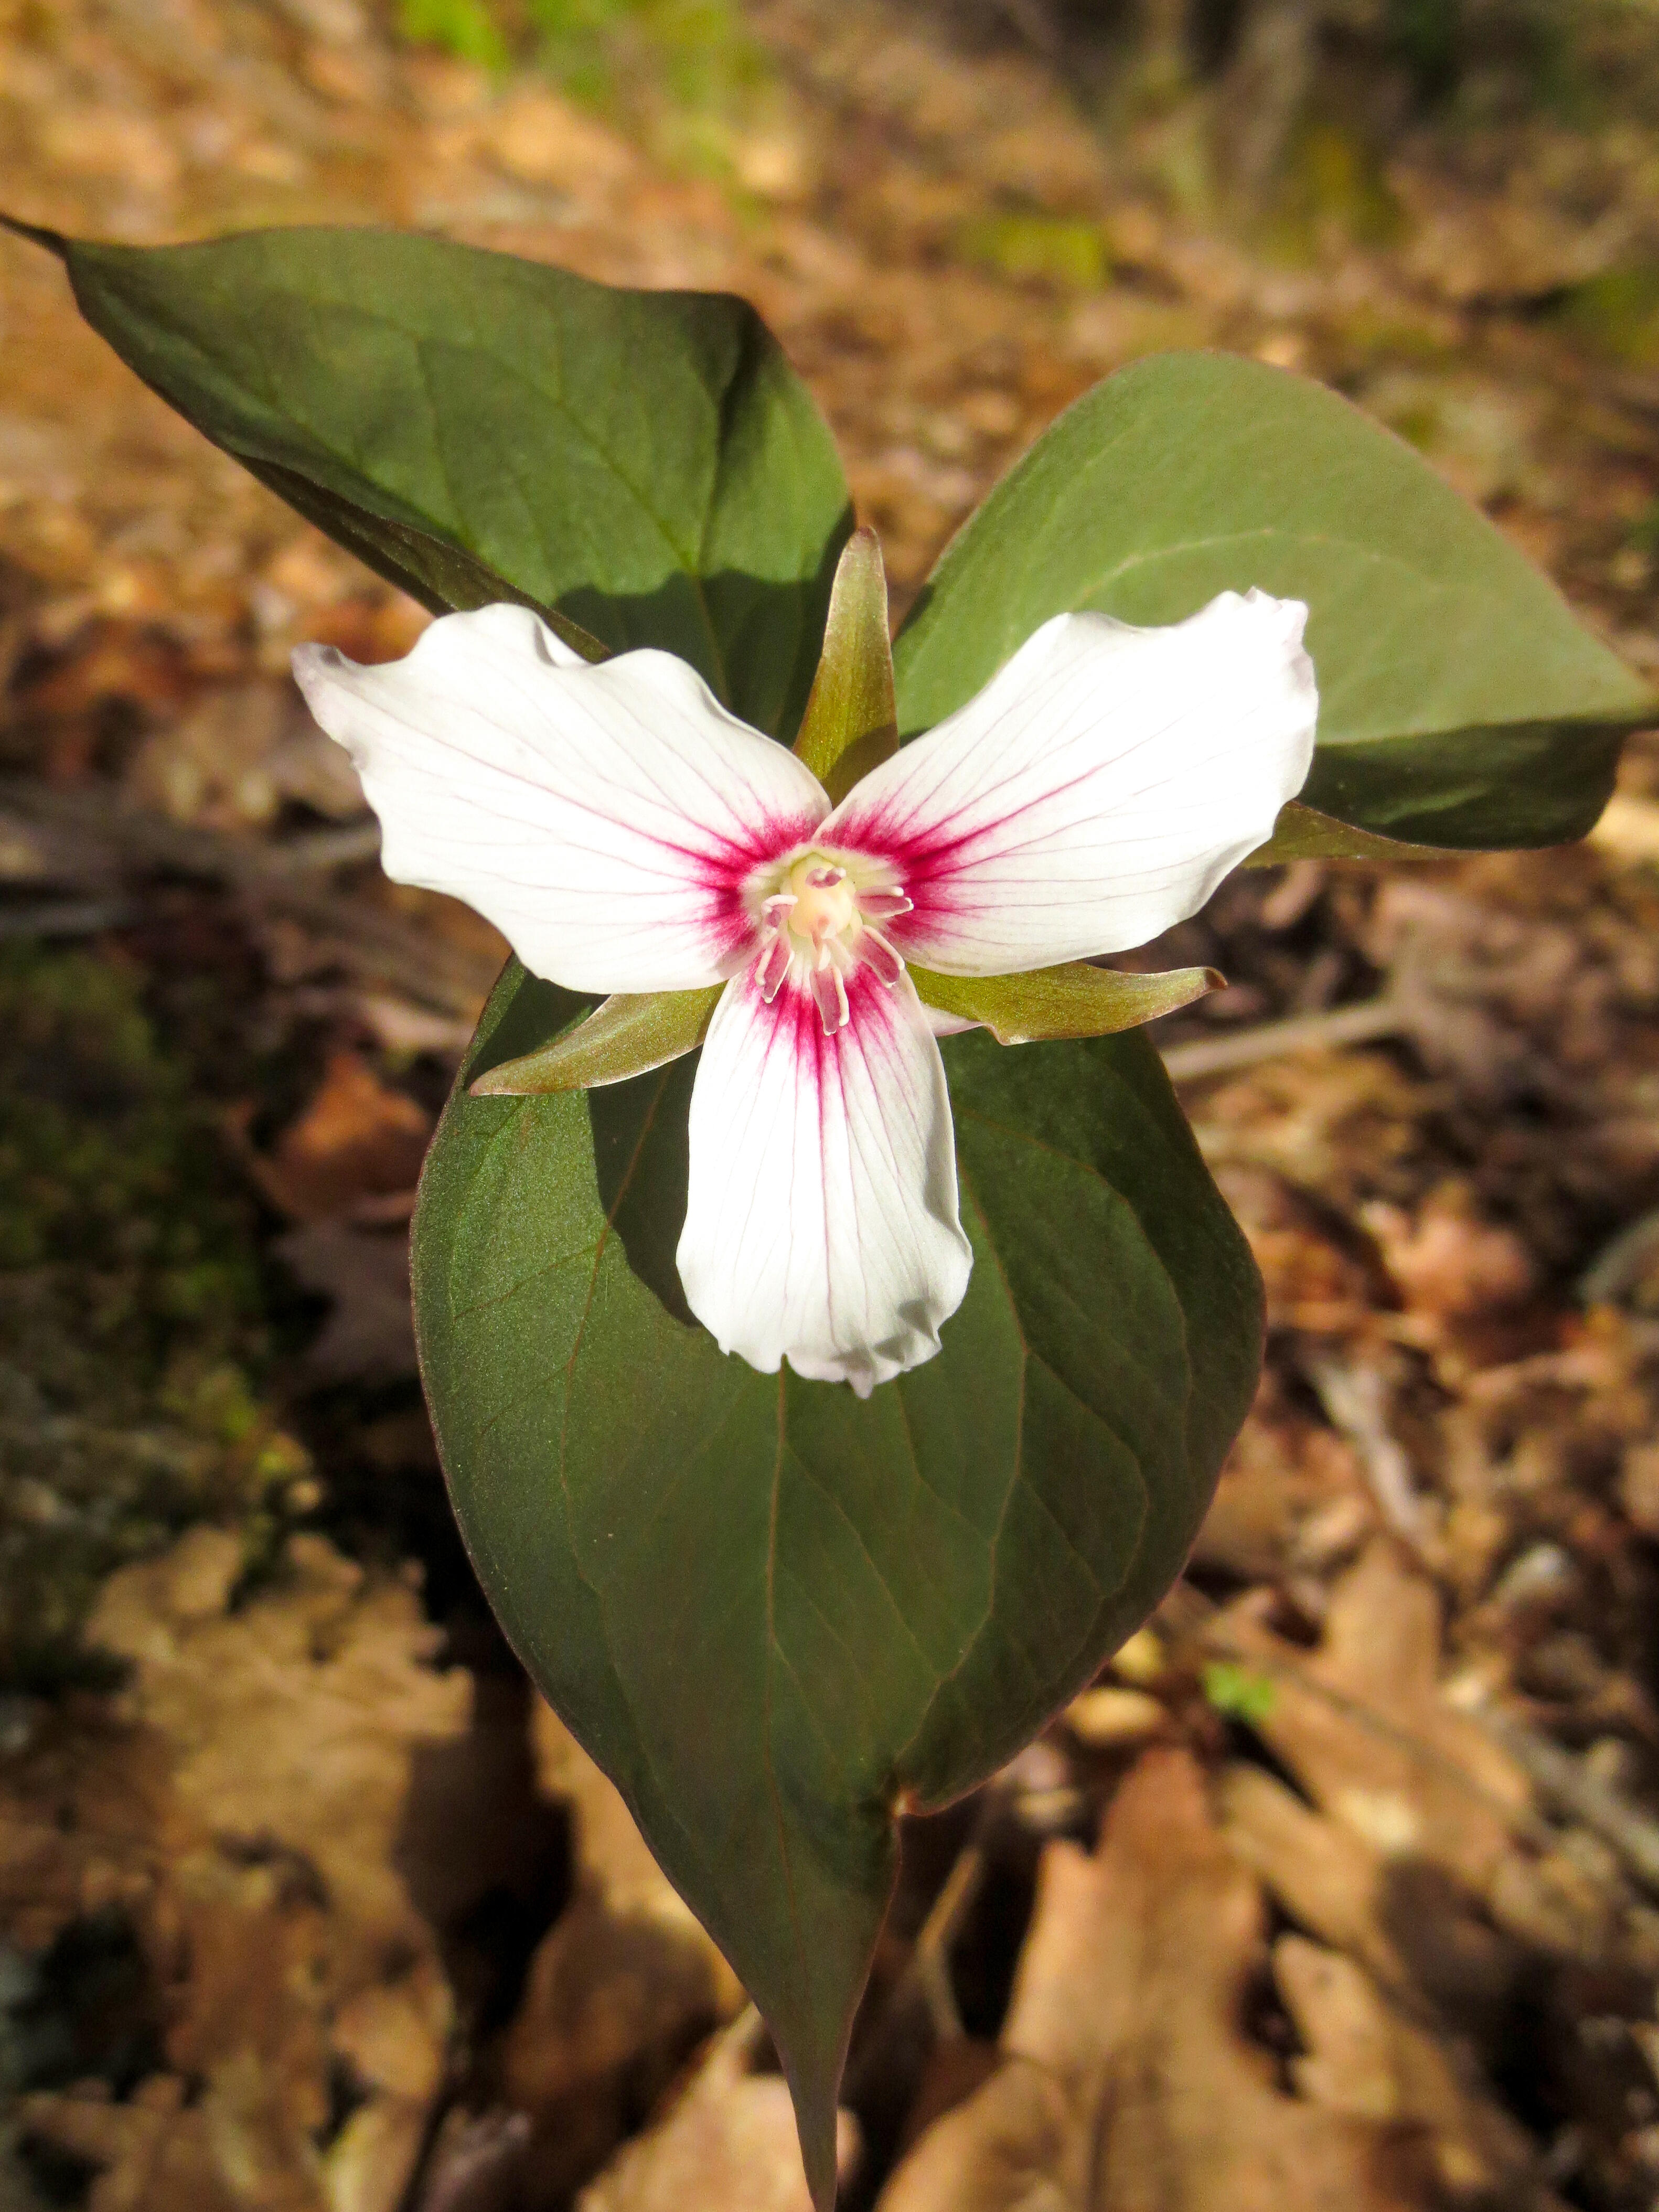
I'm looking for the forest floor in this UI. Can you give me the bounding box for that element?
[9,3,1659,2209]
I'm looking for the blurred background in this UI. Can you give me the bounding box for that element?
[9,3,1659,2209]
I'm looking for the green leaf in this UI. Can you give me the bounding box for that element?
[791,526,899,803]
[892,352,1654,850]
[415,960,1261,2206]
[912,960,1222,1044]
[1201,1660,1278,1725]
[470,985,721,1095]
[34,222,851,738]
[1246,798,1469,865]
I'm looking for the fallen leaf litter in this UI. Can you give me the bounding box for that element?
[7,2,1659,2207]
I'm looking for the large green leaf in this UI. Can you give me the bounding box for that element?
[31,220,850,736]
[412,960,1261,2207]
[892,351,1654,848]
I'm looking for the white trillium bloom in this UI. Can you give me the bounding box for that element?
[294,589,1317,1397]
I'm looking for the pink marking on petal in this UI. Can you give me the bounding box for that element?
[703,806,831,965]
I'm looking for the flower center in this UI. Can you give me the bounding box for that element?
[748,844,914,1036]
[785,857,859,949]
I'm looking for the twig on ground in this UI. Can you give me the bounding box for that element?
[987,0,1061,57]
[1303,1352,1435,1551]
[1478,1708,1659,1897]
[0,777,497,1016]
[256,820,383,873]
[1159,997,1408,1083]
[909,1840,984,2044]
[842,1816,991,2110]
[0,896,134,939]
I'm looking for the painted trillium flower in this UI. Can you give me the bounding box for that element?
[294,536,1316,1398]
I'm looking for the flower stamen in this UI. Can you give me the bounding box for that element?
[810,959,850,1033]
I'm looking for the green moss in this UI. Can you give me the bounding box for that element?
[528,0,766,115]
[1387,0,1463,105]
[394,0,511,68]
[957,213,1110,293]
[0,947,306,1689]
[1262,122,1406,261]
[1556,266,1659,369]
[392,0,765,114]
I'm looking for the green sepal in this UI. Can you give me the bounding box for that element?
[469,986,721,1096]
[790,528,898,803]
[1247,799,1468,866]
[912,961,1222,1044]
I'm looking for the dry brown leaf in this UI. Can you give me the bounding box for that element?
[874,2058,1078,2212]
[529,1698,743,2005]
[14,1529,474,2212]
[1015,1749,1418,2209]
[1209,1162,1381,1337]
[16,618,192,721]
[1217,1757,1523,2023]
[479,87,640,192]
[1214,1541,1533,1896]
[126,680,365,830]
[1205,1542,1651,2026]
[1190,1055,1432,1214]
[1273,1936,1567,2209]
[244,1050,432,1224]
[1364,1188,1537,1331]
[1219,1762,1417,1992]
[296,592,433,669]
[1194,1367,1377,1584]
[88,1529,470,1961]
[1277,1935,1402,2122]
[882,1749,1425,2212]
[0,1714,173,1953]
[502,1890,727,2109]
[18,2075,243,2212]
[576,2027,858,2212]
[274,1220,417,1384]
[326,2097,436,2212]
[1390,166,1629,305]
[501,1703,745,2205]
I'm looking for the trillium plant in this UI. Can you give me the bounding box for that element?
[14,211,1652,2206]
[294,561,1315,1395]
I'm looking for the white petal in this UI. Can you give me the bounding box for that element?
[294,605,829,993]
[825,591,1316,973]
[678,967,972,1395]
